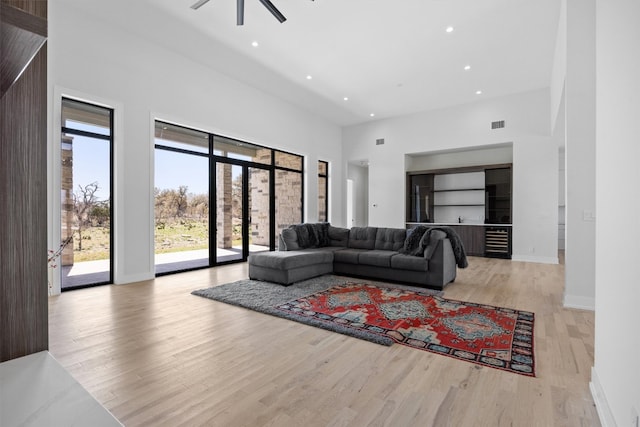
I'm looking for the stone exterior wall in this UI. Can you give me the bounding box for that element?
[249,168,270,246]
[274,169,302,238]
[216,163,233,249]
[61,135,74,265]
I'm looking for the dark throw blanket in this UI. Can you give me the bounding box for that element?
[400,225,430,256]
[423,226,469,269]
[290,223,330,248]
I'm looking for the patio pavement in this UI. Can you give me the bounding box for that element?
[61,245,268,289]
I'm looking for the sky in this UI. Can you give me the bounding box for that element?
[68,121,211,199]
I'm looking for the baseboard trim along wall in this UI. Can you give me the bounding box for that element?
[590,367,616,427]
[511,254,559,264]
[114,272,155,285]
[563,295,595,311]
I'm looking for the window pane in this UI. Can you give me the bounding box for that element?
[249,167,270,255]
[318,176,327,222]
[154,149,209,273]
[62,99,111,136]
[214,135,272,165]
[275,170,302,236]
[275,151,303,171]
[60,99,112,289]
[216,163,243,262]
[318,160,328,175]
[155,122,209,154]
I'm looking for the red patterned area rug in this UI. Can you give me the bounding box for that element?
[276,283,535,376]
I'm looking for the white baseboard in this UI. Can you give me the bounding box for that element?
[563,294,595,311]
[590,367,617,427]
[114,272,154,285]
[511,254,559,264]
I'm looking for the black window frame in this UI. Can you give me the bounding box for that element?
[60,97,115,291]
[318,160,329,222]
[153,120,304,276]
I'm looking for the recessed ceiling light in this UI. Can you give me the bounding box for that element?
[251,41,259,47]
[476,90,483,95]
[343,97,349,101]
[306,75,313,80]
[370,113,375,117]
[464,65,471,71]
[446,26,454,33]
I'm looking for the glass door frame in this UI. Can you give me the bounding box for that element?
[153,120,304,276]
[212,156,275,265]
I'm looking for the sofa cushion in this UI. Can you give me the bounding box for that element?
[374,228,406,251]
[248,250,332,270]
[328,225,349,247]
[390,253,429,272]
[359,250,396,268]
[333,248,368,264]
[302,246,346,253]
[280,228,300,251]
[347,227,377,249]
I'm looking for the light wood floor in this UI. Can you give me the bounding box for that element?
[48,256,600,426]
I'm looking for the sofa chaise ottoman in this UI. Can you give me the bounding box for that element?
[247,250,333,285]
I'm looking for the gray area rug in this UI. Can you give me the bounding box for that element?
[191,274,442,346]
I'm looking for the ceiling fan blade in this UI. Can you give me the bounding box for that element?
[237,0,244,25]
[258,0,287,23]
[190,0,211,10]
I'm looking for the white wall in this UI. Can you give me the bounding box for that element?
[346,164,369,227]
[563,0,597,310]
[550,0,567,132]
[406,144,513,172]
[342,89,558,263]
[591,0,640,425]
[48,2,342,287]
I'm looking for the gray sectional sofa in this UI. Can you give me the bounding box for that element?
[247,224,464,290]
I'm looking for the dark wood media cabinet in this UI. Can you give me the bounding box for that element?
[407,223,512,259]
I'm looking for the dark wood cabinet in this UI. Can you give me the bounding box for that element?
[446,225,485,256]
[1,0,48,362]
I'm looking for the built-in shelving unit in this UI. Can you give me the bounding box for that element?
[432,171,485,223]
[406,164,512,258]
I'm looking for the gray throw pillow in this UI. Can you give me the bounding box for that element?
[281,228,300,251]
[328,225,349,247]
[420,229,447,259]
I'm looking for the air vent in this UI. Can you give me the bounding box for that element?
[376,138,385,145]
[491,120,505,129]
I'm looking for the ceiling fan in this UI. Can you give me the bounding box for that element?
[190,0,288,26]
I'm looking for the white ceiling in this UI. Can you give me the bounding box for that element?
[63,0,561,126]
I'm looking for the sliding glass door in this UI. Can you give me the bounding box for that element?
[154,120,302,275]
[215,163,270,263]
[215,163,243,263]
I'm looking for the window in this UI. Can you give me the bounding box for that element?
[154,122,210,274]
[318,160,328,222]
[60,98,113,290]
[154,120,303,275]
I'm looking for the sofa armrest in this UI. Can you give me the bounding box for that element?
[425,238,457,287]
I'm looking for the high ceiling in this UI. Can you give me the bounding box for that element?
[61,0,561,126]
